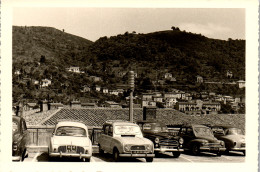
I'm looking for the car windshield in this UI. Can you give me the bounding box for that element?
[114,125,141,135]
[225,128,243,135]
[154,124,168,132]
[194,127,214,137]
[55,126,87,136]
[13,121,18,133]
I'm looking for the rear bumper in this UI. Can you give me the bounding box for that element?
[12,156,21,161]
[119,153,155,158]
[154,147,184,152]
[49,152,91,159]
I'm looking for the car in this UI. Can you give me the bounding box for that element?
[12,116,29,161]
[48,121,92,162]
[98,120,155,162]
[137,121,184,158]
[211,125,245,155]
[177,124,226,156]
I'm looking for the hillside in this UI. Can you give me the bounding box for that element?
[12,26,245,104]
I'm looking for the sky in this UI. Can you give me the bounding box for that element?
[13,8,245,42]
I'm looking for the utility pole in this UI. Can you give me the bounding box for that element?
[129,71,135,122]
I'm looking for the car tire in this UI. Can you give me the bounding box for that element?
[83,158,90,162]
[154,152,160,157]
[98,144,104,154]
[216,152,222,157]
[172,152,181,158]
[191,144,200,156]
[146,157,153,162]
[224,148,230,155]
[113,148,120,162]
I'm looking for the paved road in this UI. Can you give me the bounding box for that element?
[24,151,245,163]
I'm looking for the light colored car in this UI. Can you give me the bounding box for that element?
[98,120,155,162]
[211,125,245,155]
[48,121,92,162]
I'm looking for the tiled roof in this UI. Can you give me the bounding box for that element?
[41,108,143,127]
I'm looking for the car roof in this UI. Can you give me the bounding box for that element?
[211,125,237,129]
[55,121,88,129]
[136,120,162,124]
[104,120,137,126]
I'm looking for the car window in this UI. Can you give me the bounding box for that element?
[212,127,225,135]
[194,127,214,137]
[13,121,18,133]
[55,126,87,136]
[143,124,152,131]
[225,128,243,135]
[108,125,113,136]
[104,125,109,135]
[114,125,141,135]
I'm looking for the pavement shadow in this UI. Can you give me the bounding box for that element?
[37,152,88,162]
[225,151,245,157]
[182,150,219,157]
[93,153,144,162]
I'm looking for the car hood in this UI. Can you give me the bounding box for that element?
[219,135,245,142]
[115,137,152,145]
[52,136,91,147]
[145,132,179,139]
[195,136,219,143]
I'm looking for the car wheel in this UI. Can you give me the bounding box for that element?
[146,157,153,162]
[191,144,200,156]
[216,152,222,157]
[224,148,230,155]
[98,144,104,154]
[83,158,90,162]
[113,148,120,162]
[172,152,181,158]
[154,152,160,157]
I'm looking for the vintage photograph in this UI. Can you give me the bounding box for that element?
[0,0,259,172]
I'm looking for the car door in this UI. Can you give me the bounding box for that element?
[21,119,29,152]
[99,125,111,153]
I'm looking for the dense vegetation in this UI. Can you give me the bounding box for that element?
[12,26,245,104]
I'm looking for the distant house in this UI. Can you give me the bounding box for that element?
[237,80,245,88]
[104,101,121,108]
[41,79,51,87]
[89,76,102,82]
[196,75,203,83]
[142,93,154,101]
[81,103,97,108]
[226,70,233,78]
[153,96,163,103]
[164,73,172,80]
[109,90,119,96]
[102,88,109,94]
[49,102,63,110]
[142,100,156,108]
[14,70,21,75]
[81,85,91,92]
[24,103,37,111]
[94,85,101,92]
[67,66,80,73]
[165,97,177,108]
[163,92,179,99]
[117,89,124,94]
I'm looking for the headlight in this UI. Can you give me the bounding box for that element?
[233,142,236,146]
[179,138,184,145]
[13,142,18,151]
[201,141,209,146]
[155,138,160,144]
[146,145,151,151]
[220,141,225,146]
[124,144,131,152]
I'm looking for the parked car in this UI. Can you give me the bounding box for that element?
[137,121,184,158]
[48,121,92,162]
[177,124,226,156]
[98,120,155,162]
[211,125,245,155]
[12,116,29,161]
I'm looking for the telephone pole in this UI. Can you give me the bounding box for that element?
[129,71,135,122]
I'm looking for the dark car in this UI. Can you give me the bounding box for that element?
[137,121,184,158]
[211,125,245,155]
[12,116,29,161]
[177,124,226,156]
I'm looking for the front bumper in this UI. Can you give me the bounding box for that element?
[231,147,246,152]
[12,156,21,161]
[119,153,155,158]
[200,147,226,152]
[154,147,184,152]
[49,152,92,159]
